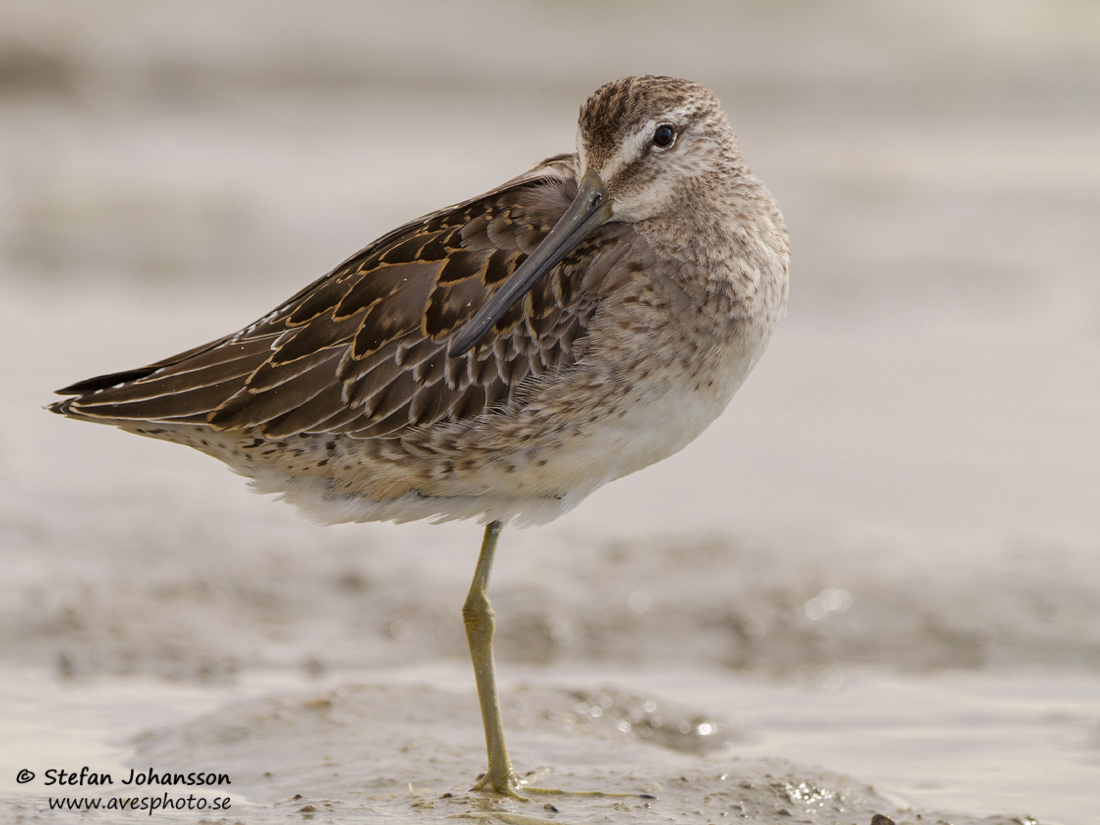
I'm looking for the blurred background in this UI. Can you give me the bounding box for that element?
[1,1,1098,823]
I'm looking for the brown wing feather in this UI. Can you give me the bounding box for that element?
[51,155,618,440]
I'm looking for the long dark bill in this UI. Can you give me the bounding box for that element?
[447,170,612,357]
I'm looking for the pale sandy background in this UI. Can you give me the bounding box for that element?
[1,1,1098,823]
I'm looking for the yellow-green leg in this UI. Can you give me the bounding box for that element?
[462,522,633,801]
[463,520,526,799]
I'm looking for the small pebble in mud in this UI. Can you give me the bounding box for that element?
[871,815,896,825]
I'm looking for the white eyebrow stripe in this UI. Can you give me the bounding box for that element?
[597,104,701,180]
[601,128,649,180]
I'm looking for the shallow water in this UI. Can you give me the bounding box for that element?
[2,1,1098,823]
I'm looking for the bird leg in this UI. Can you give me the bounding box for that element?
[463,520,526,799]
[461,522,633,801]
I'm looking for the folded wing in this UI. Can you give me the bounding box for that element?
[51,156,619,440]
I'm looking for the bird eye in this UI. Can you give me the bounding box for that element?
[652,124,676,148]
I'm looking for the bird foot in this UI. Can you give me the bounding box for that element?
[471,767,531,801]
[471,767,640,802]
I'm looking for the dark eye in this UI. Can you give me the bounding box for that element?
[652,124,676,148]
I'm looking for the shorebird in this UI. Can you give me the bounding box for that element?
[50,76,789,798]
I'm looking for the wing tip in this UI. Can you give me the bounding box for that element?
[54,366,161,397]
[46,397,73,416]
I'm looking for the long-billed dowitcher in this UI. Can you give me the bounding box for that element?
[51,76,789,798]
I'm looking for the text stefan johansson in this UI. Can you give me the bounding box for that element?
[42,767,230,787]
